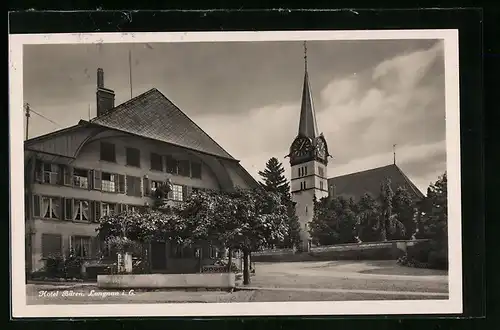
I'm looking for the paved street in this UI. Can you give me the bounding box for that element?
[26,260,448,304]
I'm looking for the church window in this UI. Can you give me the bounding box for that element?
[303,181,306,189]
[318,166,324,177]
[305,206,308,214]
[320,181,324,190]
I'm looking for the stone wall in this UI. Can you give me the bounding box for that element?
[252,240,430,263]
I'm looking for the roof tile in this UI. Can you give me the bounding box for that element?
[328,164,424,202]
[91,88,235,160]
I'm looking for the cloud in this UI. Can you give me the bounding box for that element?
[23,40,447,195]
[194,41,446,194]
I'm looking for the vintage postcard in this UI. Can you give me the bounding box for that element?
[9,30,461,318]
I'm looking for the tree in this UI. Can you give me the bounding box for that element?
[258,157,289,195]
[404,172,448,270]
[355,193,380,242]
[95,208,183,273]
[176,187,289,284]
[392,187,416,240]
[377,178,405,241]
[258,157,299,249]
[310,196,357,245]
[419,172,448,243]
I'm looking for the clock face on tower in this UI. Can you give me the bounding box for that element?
[315,137,327,160]
[290,136,312,158]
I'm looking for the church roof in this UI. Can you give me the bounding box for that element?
[90,88,236,160]
[298,70,319,138]
[327,164,424,202]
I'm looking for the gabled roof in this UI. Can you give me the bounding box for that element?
[90,88,236,161]
[328,164,424,202]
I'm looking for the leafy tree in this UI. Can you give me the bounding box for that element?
[355,193,380,242]
[392,187,416,240]
[402,172,448,269]
[310,196,357,245]
[176,187,289,284]
[420,172,448,241]
[96,208,183,273]
[258,157,289,195]
[377,178,405,241]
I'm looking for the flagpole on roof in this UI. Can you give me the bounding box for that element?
[393,144,397,165]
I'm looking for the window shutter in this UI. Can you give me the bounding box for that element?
[57,165,65,185]
[143,177,150,196]
[93,201,101,223]
[68,235,73,256]
[60,197,65,220]
[63,166,73,186]
[33,195,40,217]
[34,160,43,183]
[93,170,102,190]
[182,186,188,200]
[91,237,99,258]
[117,174,126,193]
[64,198,73,220]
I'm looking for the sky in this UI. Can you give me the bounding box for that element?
[23,38,446,193]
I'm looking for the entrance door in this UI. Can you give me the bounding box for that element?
[151,242,167,270]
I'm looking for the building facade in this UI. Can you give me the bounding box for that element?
[24,69,258,274]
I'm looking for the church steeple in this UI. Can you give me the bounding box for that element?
[298,41,319,138]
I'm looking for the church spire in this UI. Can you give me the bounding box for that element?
[298,41,319,138]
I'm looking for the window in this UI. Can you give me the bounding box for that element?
[74,200,90,221]
[126,147,141,167]
[318,166,324,178]
[101,172,116,192]
[127,205,140,213]
[126,175,142,197]
[305,206,308,215]
[150,153,163,171]
[41,233,62,258]
[166,156,178,174]
[151,180,163,194]
[102,203,116,217]
[172,184,183,201]
[178,160,190,177]
[320,181,324,190]
[42,163,60,184]
[40,196,61,219]
[100,142,116,162]
[208,246,218,259]
[170,242,183,258]
[304,166,308,176]
[71,236,92,258]
[73,168,89,188]
[191,162,202,179]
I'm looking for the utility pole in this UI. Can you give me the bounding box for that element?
[25,103,30,140]
[129,49,133,99]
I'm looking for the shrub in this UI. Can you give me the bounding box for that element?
[398,240,448,270]
[64,254,84,279]
[45,255,65,278]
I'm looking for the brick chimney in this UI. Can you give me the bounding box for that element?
[96,68,115,117]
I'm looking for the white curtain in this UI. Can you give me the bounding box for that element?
[73,201,80,220]
[82,201,89,220]
[41,197,50,218]
[52,198,60,219]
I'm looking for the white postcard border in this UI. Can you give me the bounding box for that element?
[9,29,462,318]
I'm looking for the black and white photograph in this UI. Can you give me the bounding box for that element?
[9,30,461,317]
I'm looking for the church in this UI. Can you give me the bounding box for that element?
[287,43,424,251]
